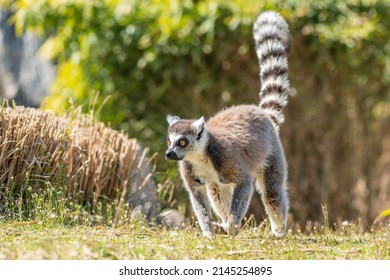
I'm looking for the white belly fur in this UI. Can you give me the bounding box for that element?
[187,154,236,223]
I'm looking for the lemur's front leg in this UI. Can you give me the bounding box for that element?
[180,161,213,237]
[188,188,213,237]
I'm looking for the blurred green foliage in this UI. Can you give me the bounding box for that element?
[2,0,390,225]
[4,0,265,144]
[4,0,389,143]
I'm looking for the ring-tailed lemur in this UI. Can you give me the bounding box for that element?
[165,11,291,237]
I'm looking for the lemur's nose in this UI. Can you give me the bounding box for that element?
[165,150,174,159]
[165,150,179,161]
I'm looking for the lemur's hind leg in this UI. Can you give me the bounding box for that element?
[213,177,253,236]
[227,178,254,236]
[256,157,289,236]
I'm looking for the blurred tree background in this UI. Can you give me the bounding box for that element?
[1,0,389,229]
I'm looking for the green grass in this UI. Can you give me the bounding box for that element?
[1,172,389,260]
[1,179,389,260]
[0,219,388,260]
[0,141,388,260]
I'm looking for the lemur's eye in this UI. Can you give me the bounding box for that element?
[179,140,187,147]
[167,140,171,147]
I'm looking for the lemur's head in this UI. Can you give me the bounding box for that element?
[165,115,207,161]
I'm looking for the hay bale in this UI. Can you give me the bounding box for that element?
[0,105,160,220]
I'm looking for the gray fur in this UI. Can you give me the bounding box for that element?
[166,114,180,126]
[165,11,291,237]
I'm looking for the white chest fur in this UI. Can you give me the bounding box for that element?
[188,153,218,183]
[186,153,235,223]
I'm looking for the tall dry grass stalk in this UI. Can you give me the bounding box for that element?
[0,104,158,221]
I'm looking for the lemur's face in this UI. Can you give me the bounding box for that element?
[165,115,205,161]
[165,133,195,161]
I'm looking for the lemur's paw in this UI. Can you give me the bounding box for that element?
[271,227,286,238]
[227,223,240,237]
[213,221,240,236]
[203,231,214,239]
[212,221,226,231]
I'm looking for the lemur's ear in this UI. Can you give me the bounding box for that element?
[193,116,205,135]
[166,114,180,126]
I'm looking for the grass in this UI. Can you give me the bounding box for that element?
[0,219,389,260]
[2,180,387,260]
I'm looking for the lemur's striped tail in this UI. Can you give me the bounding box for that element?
[253,11,291,129]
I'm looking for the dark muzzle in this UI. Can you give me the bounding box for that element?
[165,150,180,161]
